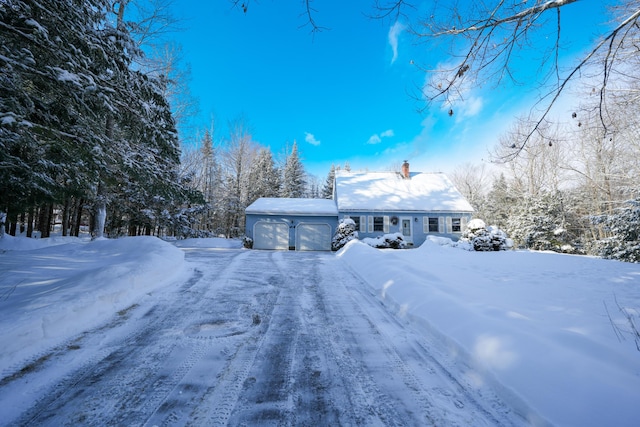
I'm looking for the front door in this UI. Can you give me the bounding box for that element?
[401,217,413,244]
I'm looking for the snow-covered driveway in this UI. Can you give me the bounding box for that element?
[2,245,525,426]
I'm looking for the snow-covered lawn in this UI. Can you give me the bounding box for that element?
[338,238,640,426]
[1,234,639,426]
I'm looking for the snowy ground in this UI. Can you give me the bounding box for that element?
[0,235,639,426]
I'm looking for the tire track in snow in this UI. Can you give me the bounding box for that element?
[161,250,285,426]
[334,255,526,426]
[271,252,409,426]
[6,248,527,426]
[11,249,254,426]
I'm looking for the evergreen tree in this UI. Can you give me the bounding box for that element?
[322,164,336,199]
[507,191,573,252]
[247,148,280,205]
[591,197,640,263]
[198,130,223,233]
[307,176,321,199]
[483,174,514,230]
[332,218,358,251]
[280,141,306,198]
[0,0,196,238]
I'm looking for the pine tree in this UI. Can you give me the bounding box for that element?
[197,130,223,233]
[591,197,640,263]
[484,174,514,230]
[247,148,280,205]
[0,0,195,238]
[507,191,572,252]
[322,164,336,199]
[280,141,307,198]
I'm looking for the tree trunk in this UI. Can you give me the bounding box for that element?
[26,206,34,237]
[19,211,26,234]
[92,197,107,239]
[61,198,70,236]
[37,204,53,238]
[73,198,84,237]
[0,211,6,238]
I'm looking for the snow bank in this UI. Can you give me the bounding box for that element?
[0,233,87,251]
[0,236,186,372]
[337,239,640,427]
[172,237,243,249]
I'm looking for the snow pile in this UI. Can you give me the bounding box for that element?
[337,239,640,426]
[0,236,186,371]
[172,237,243,249]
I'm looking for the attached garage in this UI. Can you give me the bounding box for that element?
[245,198,338,251]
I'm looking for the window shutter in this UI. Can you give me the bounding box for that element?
[360,216,366,232]
[446,217,452,233]
[368,216,373,233]
[383,216,389,233]
[438,217,445,233]
[461,217,467,232]
[423,217,428,233]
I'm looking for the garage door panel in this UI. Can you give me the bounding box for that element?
[296,223,331,251]
[254,222,289,250]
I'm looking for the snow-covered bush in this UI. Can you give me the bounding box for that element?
[363,232,406,249]
[460,219,511,251]
[590,198,640,263]
[507,192,577,252]
[243,236,253,249]
[331,218,358,251]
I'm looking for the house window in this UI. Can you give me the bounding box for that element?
[351,216,360,231]
[346,215,366,232]
[452,217,462,232]
[368,216,389,233]
[424,217,443,233]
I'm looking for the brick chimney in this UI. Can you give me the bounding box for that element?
[401,160,410,179]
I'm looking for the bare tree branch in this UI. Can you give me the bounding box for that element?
[423,0,578,37]
[230,0,329,34]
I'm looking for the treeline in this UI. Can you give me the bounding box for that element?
[0,0,203,239]
[180,121,329,238]
[452,103,640,262]
[0,1,327,240]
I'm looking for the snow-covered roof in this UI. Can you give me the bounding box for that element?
[334,170,474,212]
[245,198,338,216]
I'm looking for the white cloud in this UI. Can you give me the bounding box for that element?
[367,134,382,145]
[388,21,406,65]
[304,132,321,146]
[367,129,395,145]
[463,97,484,117]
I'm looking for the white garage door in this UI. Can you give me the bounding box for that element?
[296,223,332,251]
[253,221,289,250]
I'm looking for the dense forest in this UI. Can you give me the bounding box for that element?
[0,0,318,240]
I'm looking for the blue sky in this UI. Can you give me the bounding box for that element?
[168,1,612,178]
